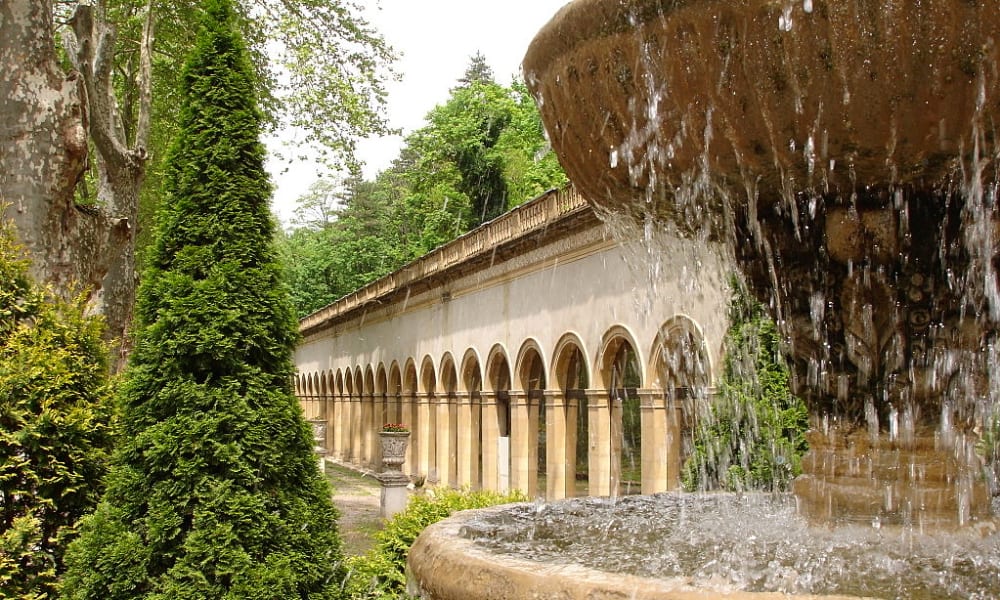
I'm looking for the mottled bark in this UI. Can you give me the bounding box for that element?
[65,1,154,368]
[0,0,130,365]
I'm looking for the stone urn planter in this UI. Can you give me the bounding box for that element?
[379,429,410,473]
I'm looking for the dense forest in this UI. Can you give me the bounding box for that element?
[276,54,568,317]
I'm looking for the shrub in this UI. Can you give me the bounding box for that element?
[0,216,113,599]
[343,487,526,599]
[682,277,809,492]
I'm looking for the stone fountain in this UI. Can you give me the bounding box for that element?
[523,0,1000,527]
[408,0,1000,597]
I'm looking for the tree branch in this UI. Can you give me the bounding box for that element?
[135,0,154,156]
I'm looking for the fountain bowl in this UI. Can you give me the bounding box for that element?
[407,496,1000,600]
[523,0,1000,218]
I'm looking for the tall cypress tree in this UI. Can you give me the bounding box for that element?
[61,1,343,597]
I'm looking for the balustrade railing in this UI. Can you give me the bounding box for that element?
[300,187,588,333]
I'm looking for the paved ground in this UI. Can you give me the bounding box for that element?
[324,461,384,556]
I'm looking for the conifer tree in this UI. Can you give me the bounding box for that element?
[60,1,343,597]
[0,215,113,600]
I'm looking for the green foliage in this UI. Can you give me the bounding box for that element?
[0,218,113,599]
[682,278,809,492]
[342,487,526,599]
[60,2,343,598]
[279,57,567,317]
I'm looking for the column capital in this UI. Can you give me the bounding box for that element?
[508,389,529,405]
[583,389,609,407]
[636,388,667,409]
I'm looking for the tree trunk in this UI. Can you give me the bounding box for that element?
[0,0,130,347]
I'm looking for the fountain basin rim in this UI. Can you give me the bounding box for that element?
[407,500,875,600]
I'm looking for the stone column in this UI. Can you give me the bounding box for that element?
[610,393,623,497]
[372,393,385,470]
[415,392,433,481]
[455,391,481,488]
[400,390,415,475]
[666,394,684,490]
[587,390,612,497]
[510,390,537,497]
[639,389,667,494]
[565,393,580,497]
[323,391,334,464]
[352,391,363,465]
[480,392,499,491]
[435,394,454,487]
[361,391,382,472]
[545,390,568,500]
[331,392,343,461]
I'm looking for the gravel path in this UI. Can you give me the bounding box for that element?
[324,462,384,556]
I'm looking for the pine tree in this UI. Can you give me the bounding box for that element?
[0,214,113,599]
[60,1,343,598]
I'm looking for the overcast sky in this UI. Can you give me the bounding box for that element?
[266,0,570,225]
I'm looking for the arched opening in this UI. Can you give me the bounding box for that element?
[364,366,376,469]
[402,360,419,478]
[599,329,643,497]
[388,362,403,425]
[554,336,590,497]
[420,357,438,483]
[653,321,712,483]
[485,346,513,492]
[516,341,547,498]
[460,349,484,490]
[439,354,459,487]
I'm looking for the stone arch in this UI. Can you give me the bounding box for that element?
[419,355,437,393]
[335,369,345,396]
[375,363,388,394]
[648,315,712,395]
[439,353,458,394]
[364,365,376,396]
[385,361,404,440]
[388,361,403,397]
[551,332,590,392]
[321,370,331,396]
[352,366,363,397]
[649,315,713,478]
[595,325,644,389]
[514,338,548,391]
[484,344,512,392]
[459,348,483,393]
[304,372,314,399]
[376,362,390,433]
[402,359,418,394]
[343,368,354,396]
